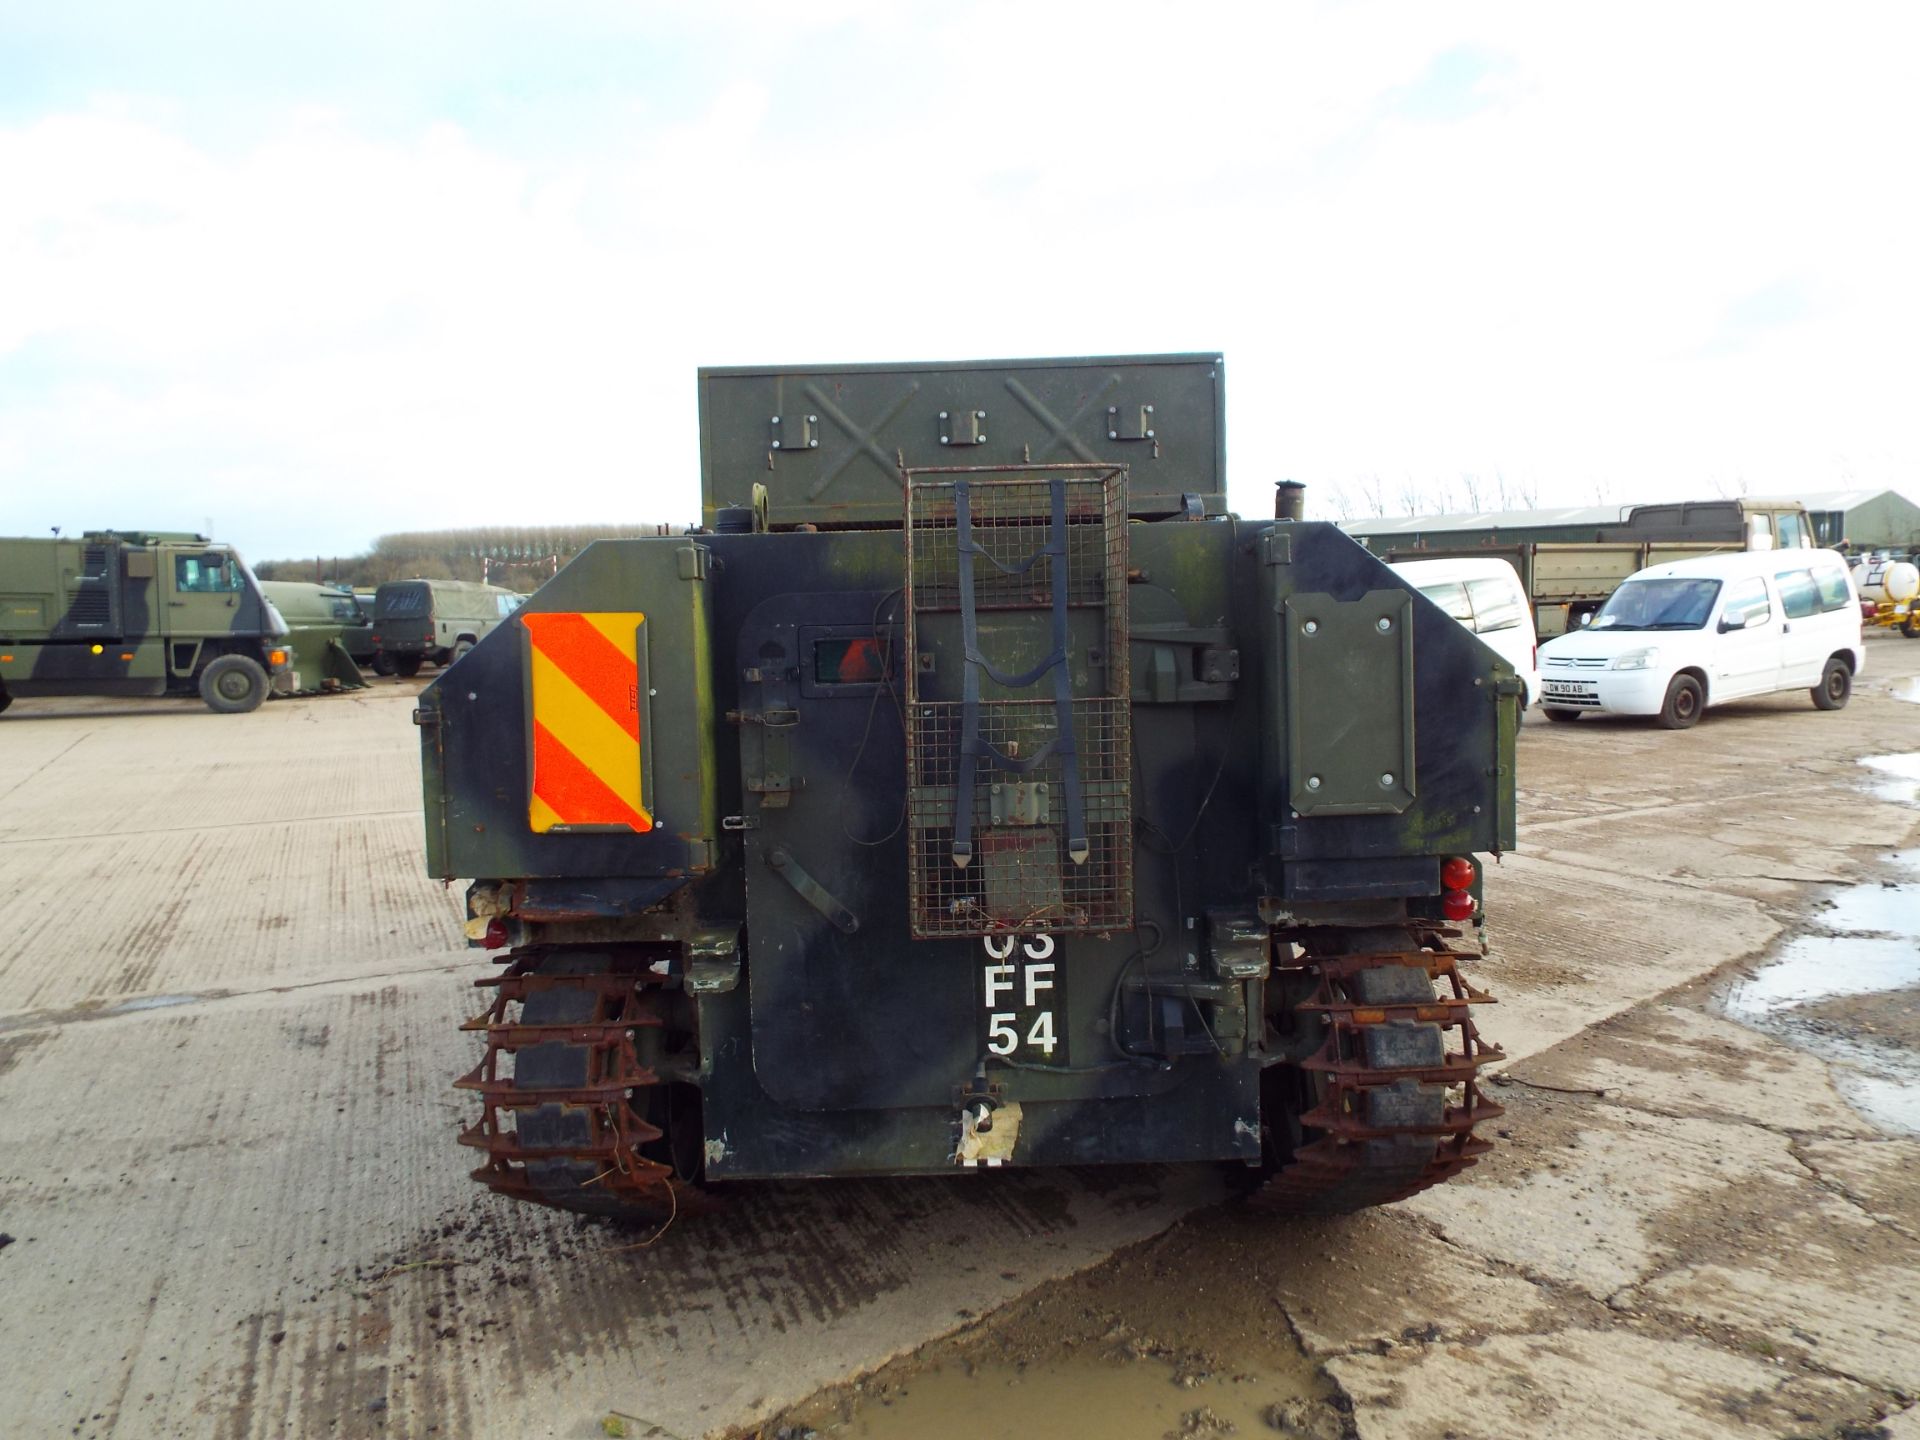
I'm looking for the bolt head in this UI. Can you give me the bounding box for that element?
[1145,429,1154,438]
[1109,430,1118,439]
[1380,773,1395,786]
[1304,620,1319,634]
[1377,617,1392,632]
[771,415,780,423]
[1306,776,1322,790]
[940,411,948,419]
[771,439,781,448]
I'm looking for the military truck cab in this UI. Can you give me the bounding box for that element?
[372,579,523,677]
[0,531,293,714]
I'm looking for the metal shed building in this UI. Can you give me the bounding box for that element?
[1799,488,1920,553]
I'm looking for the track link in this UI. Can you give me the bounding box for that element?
[1254,947,1503,1214]
[456,947,705,1220]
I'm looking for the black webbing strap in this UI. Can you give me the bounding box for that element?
[949,477,1091,869]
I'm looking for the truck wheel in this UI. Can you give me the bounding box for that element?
[1903,614,1918,639]
[372,652,397,676]
[1655,674,1704,730]
[199,654,269,714]
[1542,707,1581,723]
[394,654,424,678]
[449,639,475,665]
[1812,658,1851,711]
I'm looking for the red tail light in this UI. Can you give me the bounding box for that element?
[482,918,508,950]
[1440,854,1477,920]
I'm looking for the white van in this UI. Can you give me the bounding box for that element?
[1537,549,1863,728]
[1390,557,1541,706]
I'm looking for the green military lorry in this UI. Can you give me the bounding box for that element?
[373,578,523,677]
[1347,498,1817,636]
[1,530,295,714]
[418,354,1516,1223]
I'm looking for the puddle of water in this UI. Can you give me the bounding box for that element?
[1859,752,1920,805]
[1724,936,1920,1018]
[784,1349,1323,1440]
[1818,878,1920,934]
[1719,859,1920,1136]
[1835,1070,1920,1134]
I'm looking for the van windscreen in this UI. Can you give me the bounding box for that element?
[1592,578,1721,631]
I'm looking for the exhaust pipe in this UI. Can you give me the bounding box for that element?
[1275,480,1306,522]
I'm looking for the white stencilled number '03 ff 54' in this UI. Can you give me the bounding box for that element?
[1537,549,1863,730]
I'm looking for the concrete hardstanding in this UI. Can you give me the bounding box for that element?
[0,647,1915,1437]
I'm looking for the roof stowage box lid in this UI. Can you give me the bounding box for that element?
[698,354,1225,528]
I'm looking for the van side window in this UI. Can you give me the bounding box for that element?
[1464,578,1523,633]
[1419,582,1474,624]
[1812,567,1851,612]
[1774,569,1820,620]
[1722,577,1771,627]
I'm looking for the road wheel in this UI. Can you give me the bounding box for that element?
[393,654,424,678]
[1903,614,1918,639]
[198,654,269,714]
[0,686,11,716]
[1542,707,1581,723]
[372,652,397,676]
[448,639,475,666]
[1812,657,1851,711]
[1655,673,1704,730]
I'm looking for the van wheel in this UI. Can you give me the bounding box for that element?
[199,654,269,714]
[1812,658,1851,711]
[1656,674,1704,730]
[394,654,424,678]
[1542,707,1581,723]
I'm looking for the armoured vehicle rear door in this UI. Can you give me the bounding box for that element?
[734,589,982,1114]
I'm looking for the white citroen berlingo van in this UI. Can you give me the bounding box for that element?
[1537,549,1863,728]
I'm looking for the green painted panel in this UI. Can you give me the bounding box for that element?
[1284,589,1415,817]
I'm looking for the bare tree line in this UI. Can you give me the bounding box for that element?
[1319,472,1572,522]
[252,523,683,590]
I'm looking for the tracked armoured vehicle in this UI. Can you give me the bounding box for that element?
[419,354,1516,1220]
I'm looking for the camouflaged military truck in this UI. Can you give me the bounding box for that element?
[1,531,294,714]
[418,354,1516,1221]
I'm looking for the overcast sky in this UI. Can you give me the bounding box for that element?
[3,1,1916,561]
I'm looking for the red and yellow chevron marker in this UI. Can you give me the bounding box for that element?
[522,611,652,834]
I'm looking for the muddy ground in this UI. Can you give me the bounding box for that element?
[0,635,1916,1440]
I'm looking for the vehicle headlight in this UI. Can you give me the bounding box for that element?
[1610,647,1659,671]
